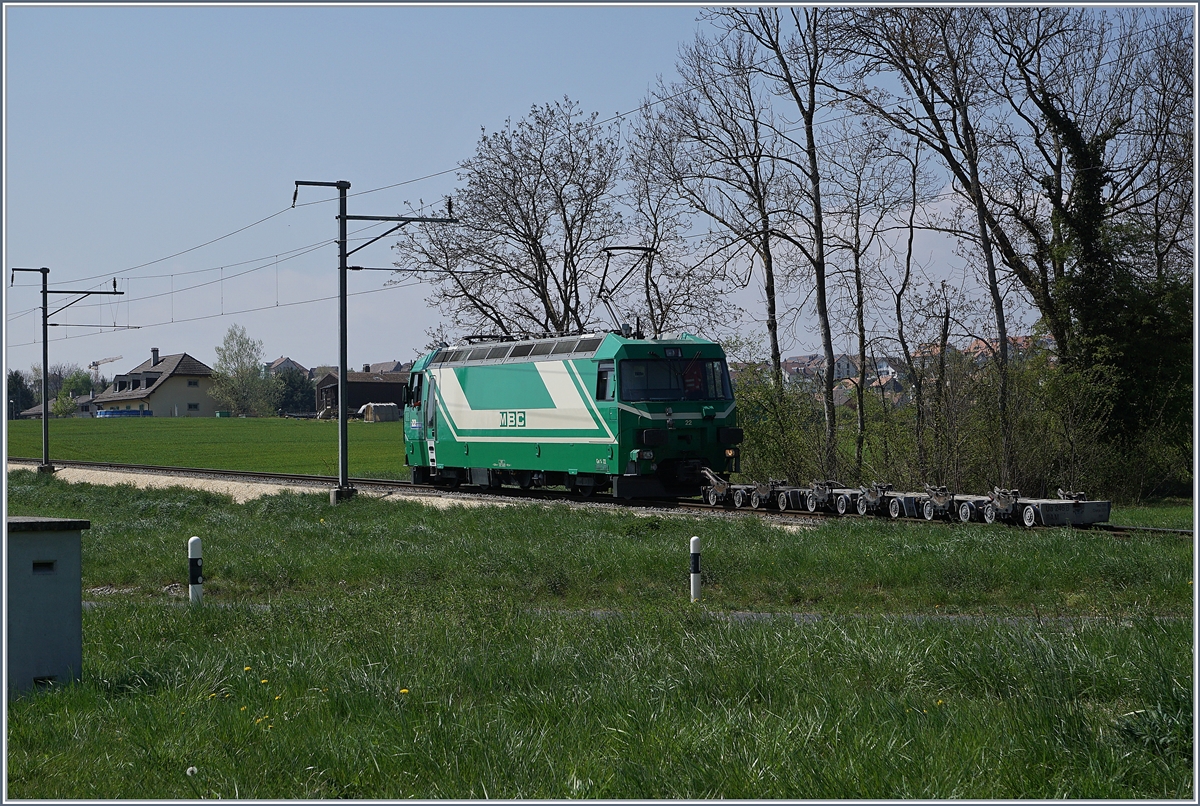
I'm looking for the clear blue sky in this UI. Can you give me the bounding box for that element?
[4,4,714,377]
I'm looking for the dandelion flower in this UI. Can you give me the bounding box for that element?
[240,706,247,711]
[400,689,409,695]
[186,766,198,777]
[275,694,282,701]
[261,679,268,684]
[244,666,252,671]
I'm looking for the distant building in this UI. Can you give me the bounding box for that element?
[781,353,859,386]
[365,360,413,374]
[962,335,1056,364]
[314,369,412,414]
[18,401,45,420]
[92,348,217,417]
[17,391,99,419]
[265,356,308,376]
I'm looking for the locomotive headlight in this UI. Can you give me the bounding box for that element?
[725,449,736,457]
[640,450,655,461]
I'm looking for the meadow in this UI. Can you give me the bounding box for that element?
[7,417,1193,528]
[5,468,1194,798]
[6,418,412,479]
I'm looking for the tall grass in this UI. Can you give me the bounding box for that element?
[6,470,1193,615]
[5,470,1193,797]
[7,597,1192,798]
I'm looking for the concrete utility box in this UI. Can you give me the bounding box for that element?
[7,516,89,693]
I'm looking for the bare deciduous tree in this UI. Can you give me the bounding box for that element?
[393,97,623,338]
[821,120,915,478]
[637,31,792,389]
[713,7,843,477]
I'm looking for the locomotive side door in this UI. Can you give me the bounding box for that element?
[405,372,425,468]
[424,373,438,468]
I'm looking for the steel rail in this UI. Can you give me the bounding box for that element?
[7,457,1192,538]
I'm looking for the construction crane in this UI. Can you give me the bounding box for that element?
[87,355,121,386]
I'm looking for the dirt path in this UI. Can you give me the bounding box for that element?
[8,462,810,530]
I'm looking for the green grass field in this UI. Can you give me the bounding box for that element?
[6,417,1193,527]
[6,418,411,479]
[6,469,1194,798]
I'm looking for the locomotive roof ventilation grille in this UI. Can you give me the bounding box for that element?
[433,335,606,365]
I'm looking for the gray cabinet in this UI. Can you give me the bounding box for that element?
[7,516,89,693]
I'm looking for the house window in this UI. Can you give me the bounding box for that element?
[139,403,145,410]
[187,403,199,411]
[188,379,199,387]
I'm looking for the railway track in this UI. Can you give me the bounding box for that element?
[8,457,1193,538]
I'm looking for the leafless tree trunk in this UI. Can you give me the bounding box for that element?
[843,7,1015,482]
[713,6,840,477]
[637,31,791,390]
[821,119,911,480]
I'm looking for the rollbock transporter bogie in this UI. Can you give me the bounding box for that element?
[982,488,1112,528]
[402,331,742,498]
[700,473,1111,529]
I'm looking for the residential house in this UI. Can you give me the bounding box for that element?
[265,356,308,376]
[92,348,217,417]
[18,402,45,420]
[19,391,102,419]
[962,335,1056,365]
[867,375,908,407]
[781,353,860,386]
[366,360,412,374]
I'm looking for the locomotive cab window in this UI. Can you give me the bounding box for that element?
[619,356,733,402]
[596,360,615,401]
[409,373,423,408]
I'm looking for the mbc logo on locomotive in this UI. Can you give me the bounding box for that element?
[499,410,527,427]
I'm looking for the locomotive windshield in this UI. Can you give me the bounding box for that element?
[619,357,733,402]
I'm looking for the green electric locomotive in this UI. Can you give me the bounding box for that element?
[401,331,742,497]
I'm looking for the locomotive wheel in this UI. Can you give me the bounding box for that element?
[733,489,747,508]
[705,487,720,507]
[750,491,764,509]
[856,496,868,516]
[777,491,789,512]
[805,491,818,513]
[835,495,848,516]
[983,503,997,524]
[888,497,902,519]
[957,501,973,523]
[922,500,935,521]
[1021,504,1037,528]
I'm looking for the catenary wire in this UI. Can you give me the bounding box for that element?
[5,277,429,349]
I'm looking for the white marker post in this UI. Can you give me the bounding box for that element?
[188,536,203,605]
[690,536,701,602]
